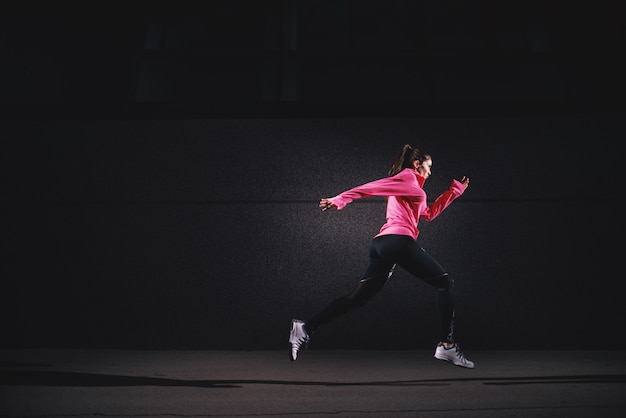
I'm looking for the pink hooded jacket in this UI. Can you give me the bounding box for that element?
[329,168,468,240]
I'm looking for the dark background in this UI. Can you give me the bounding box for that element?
[1,0,624,350]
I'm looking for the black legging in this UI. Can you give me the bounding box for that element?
[305,234,456,343]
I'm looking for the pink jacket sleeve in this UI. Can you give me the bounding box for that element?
[420,179,467,221]
[329,171,417,210]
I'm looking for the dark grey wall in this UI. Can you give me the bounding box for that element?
[2,117,622,350]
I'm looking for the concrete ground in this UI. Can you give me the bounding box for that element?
[1,348,625,417]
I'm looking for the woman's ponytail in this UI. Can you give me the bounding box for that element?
[388,144,422,176]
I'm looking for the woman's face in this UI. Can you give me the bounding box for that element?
[413,158,432,179]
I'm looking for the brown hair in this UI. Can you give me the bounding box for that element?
[388,144,430,177]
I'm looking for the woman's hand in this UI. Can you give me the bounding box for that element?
[319,198,338,211]
[459,176,470,186]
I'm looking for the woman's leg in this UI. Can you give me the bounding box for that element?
[304,240,395,334]
[389,239,473,367]
[377,236,455,344]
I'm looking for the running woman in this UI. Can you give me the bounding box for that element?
[289,144,474,368]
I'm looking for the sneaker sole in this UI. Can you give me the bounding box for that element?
[289,320,303,361]
[434,355,474,369]
[289,341,308,361]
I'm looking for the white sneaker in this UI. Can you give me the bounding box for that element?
[288,319,310,361]
[434,343,475,368]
